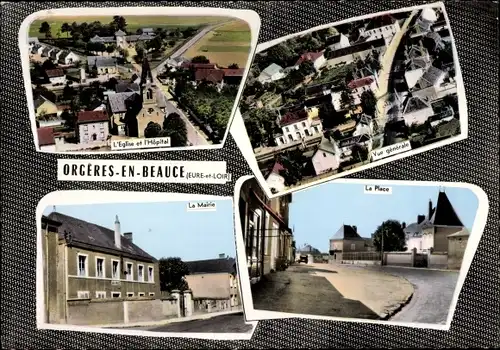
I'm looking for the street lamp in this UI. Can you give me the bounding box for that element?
[380,229,385,266]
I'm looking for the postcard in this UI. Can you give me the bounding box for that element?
[231,2,467,197]
[20,7,260,153]
[233,176,488,330]
[36,191,256,340]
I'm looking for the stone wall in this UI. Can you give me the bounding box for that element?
[428,252,448,269]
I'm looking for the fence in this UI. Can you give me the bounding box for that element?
[337,249,452,269]
[428,252,448,269]
[341,251,382,261]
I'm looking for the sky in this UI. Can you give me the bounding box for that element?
[42,200,235,262]
[289,183,479,252]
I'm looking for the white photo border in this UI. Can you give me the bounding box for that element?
[20,6,261,154]
[233,175,489,330]
[36,191,257,340]
[231,1,469,199]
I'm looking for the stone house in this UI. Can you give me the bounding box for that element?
[257,63,286,84]
[275,109,323,145]
[76,111,110,144]
[329,224,368,261]
[41,213,160,325]
[404,190,465,253]
[58,51,80,66]
[358,15,401,45]
[311,136,341,176]
[184,255,240,312]
[325,33,351,51]
[45,69,66,85]
[447,228,470,270]
[294,51,327,71]
[238,178,294,284]
[325,37,386,67]
[87,56,118,75]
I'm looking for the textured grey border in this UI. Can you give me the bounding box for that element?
[1,1,499,348]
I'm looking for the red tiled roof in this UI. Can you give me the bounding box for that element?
[222,68,245,77]
[271,161,285,174]
[295,51,325,66]
[37,127,55,146]
[194,69,225,84]
[348,76,375,89]
[45,69,65,78]
[279,109,309,127]
[77,110,108,123]
[57,105,71,111]
[181,62,217,69]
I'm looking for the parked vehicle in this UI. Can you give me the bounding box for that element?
[298,255,308,264]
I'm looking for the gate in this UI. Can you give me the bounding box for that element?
[414,253,428,268]
[179,293,186,317]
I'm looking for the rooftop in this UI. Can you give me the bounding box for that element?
[194,68,225,84]
[77,110,108,123]
[325,38,386,60]
[279,109,309,127]
[347,76,375,89]
[45,69,65,78]
[185,257,236,275]
[261,63,284,77]
[331,224,364,240]
[295,51,325,66]
[363,15,398,31]
[107,91,140,113]
[37,127,55,146]
[87,56,117,68]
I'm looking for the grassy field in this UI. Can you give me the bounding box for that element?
[29,15,232,37]
[184,19,251,68]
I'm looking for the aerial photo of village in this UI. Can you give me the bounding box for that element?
[239,4,463,194]
[26,14,252,152]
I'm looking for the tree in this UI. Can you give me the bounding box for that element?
[60,109,76,129]
[39,21,51,39]
[62,84,75,101]
[161,112,188,147]
[360,90,377,116]
[42,60,56,71]
[112,16,127,30]
[144,121,162,138]
[61,22,71,38]
[106,44,116,55]
[191,55,210,64]
[276,149,307,187]
[372,220,407,252]
[266,42,295,67]
[340,89,353,109]
[146,36,163,52]
[228,63,239,69]
[159,257,190,292]
[350,144,368,163]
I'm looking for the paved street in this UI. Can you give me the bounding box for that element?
[251,264,413,319]
[135,312,253,333]
[378,266,459,324]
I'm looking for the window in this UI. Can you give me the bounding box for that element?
[279,137,284,144]
[77,254,88,277]
[138,292,145,297]
[313,126,319,134]
[304,129,311,137]
[148,266,154,283]
[301,122,306,127]
[294,124,299,130]
[285,127,289,132]
[95,257,105,278]
[149,292,155,297]
[126,262,133,280]
[287,134,293,141]
[350,243,356,250]
[99,132,104,139]
[323,152,327,157]
[147,89,153,100]
[127,292,134,297]
[138,265,144,282]
[77,291,90,299]
[111,292,121,298]
[91,133,97,141]
[100,123,104,130]
[95,291,106,299]
[295,132,301,139]
[83,125,88,131]
[112,260,120,279]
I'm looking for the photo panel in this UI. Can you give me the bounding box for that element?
[20,7,260,154]
[36,191,257,340]
[232,2,467,197]
[233,176,488,330]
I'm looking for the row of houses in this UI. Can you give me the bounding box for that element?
[41,212,240,325]
[90,28,156,49]
[30,40,81,66]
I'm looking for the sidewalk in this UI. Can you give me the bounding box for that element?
[93,307,244,329]
[252,264,413,320]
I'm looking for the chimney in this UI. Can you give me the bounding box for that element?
[114,215,121,249]
[417,215,426,224]
[219,253,226,259]
[352,225,357,233]
[428,199,433,219]
[402,222,406,229]
[123,232,133,243]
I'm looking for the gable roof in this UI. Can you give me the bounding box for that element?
[337,133,371,148]
[116,81,140,93]
[155,89,167,108]
[403,95,431,114]
[90,35,115,43]
[180,62,217,70]
[331,224,364,240]
[448,228,470,238]
[316,136,336,155]
[58,50,70,62]
[295,51,325,66]
[77,110,108,123]
[262,63,284,77]
[222,68,245,77]
[185,257,236,275]
[114,29,126,36]
[428,191,464,227]
[414,65,445,89]
[47,212,156,262]
[45,69,65,78]
[194,68,225,83]
[325,33,346,45]
[37,127,56,146]
[34,94,55,109]
[325,38,386,60]
[279,109,308,127]
[107,91,140,113]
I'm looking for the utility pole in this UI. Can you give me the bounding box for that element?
[381,230,385,266]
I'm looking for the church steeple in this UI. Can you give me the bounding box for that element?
[139,56,155,105]
[140,56,152,86]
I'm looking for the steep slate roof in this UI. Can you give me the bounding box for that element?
[47,212,156,262]
[403,95,431,114]
[305,80,343,96]
[34,95,54,109]
[31,44,42,53]
[107,92,140,113]
[115,82,140,93]
[87,56,117,68]
[77,110,108,123]
[194,69,225,83]
[325,38,386,60]
[185,257,236,275]
[414,65,445,89]
[155,89,167,108]
[114,29,126,36]
[58,51,70,62]
[325,33,343,45]
[428,191,464,227]
[41,47,52,56]
[279,109,308,127]
[261,63,284,77]
[37,127,56,146]
[404,222,423,236]
[90,35,115,43]
[49,49,61,59]
[331,224,364,240]
[317,136,337,155]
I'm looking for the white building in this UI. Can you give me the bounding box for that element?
[336,134,373,161]
[45,69,66,85]
[294,51,326,71]
[265,162,286,194]
[76,111,110,144]
[402,95,435,126]
[275,109,323,146]
[311,136,341,176]
[359,15,401,45]
[257,63,286,84]
[58,51,80,65]
[352,114,374,137]
[326,33,351,51]
[347,76,378,105]
[411,65,447,100]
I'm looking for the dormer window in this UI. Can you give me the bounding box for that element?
[146,89,153,100]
